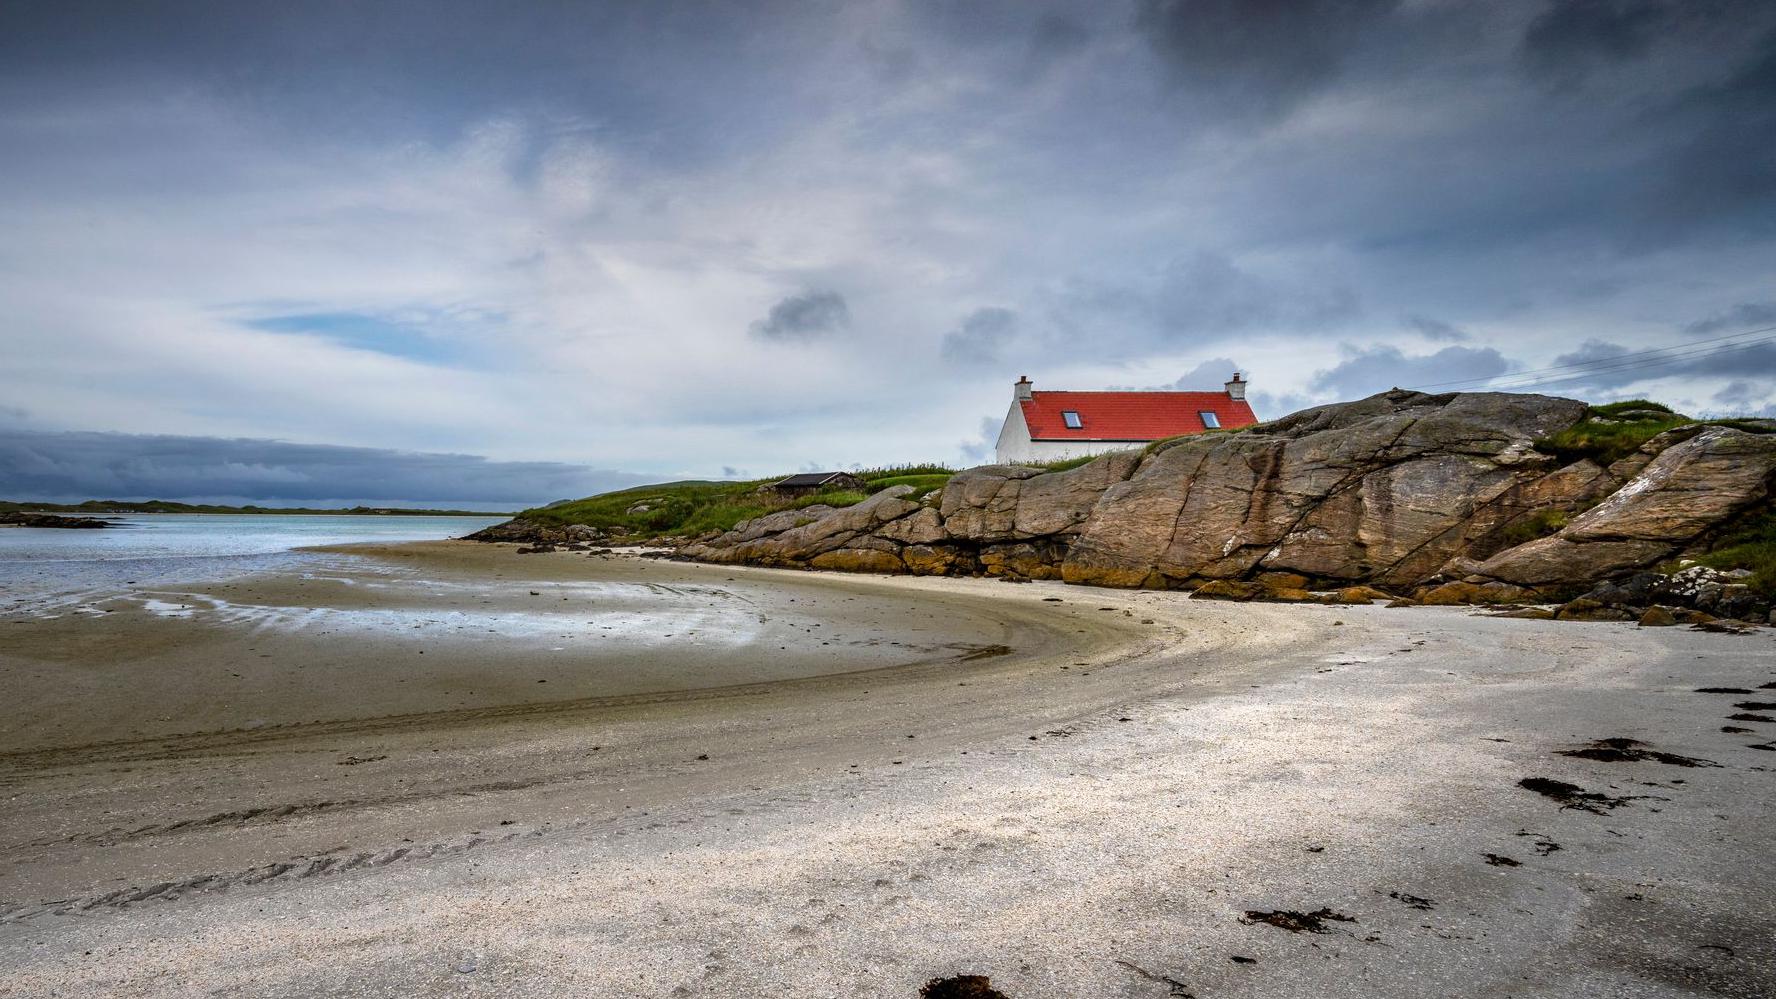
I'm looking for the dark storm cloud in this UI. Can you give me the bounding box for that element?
[1643,30,1776,239]
[0,0,810,152]
[0,429,647,508]
[1403,316,1470,342]
[1518,0,1667,87]
[1308,345,1513,398]
[940,308,1019,366]
[748,291,851,343]
[1134,0,1400,118]
[1686,302,1776,336]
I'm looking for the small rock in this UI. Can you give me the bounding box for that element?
[1556,597,1633,622]
[1637,606,1678,628]
[1191,579,1261,601]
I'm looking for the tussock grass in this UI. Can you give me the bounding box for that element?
[1034,455,1099,472]
[1692,509,1776,598]
[1535,399,1772,466]
[1535,401,1693,465]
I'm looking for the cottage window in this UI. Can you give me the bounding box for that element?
[1199,411,1221,428]
[1062,410,1083,429]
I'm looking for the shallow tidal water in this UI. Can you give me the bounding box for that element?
[0,513,507,613]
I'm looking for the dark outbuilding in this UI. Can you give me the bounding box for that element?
[766,472,865,497]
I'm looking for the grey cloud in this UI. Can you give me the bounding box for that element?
[0,429,648,508]
[1308,345,1513,397]
[1712,380,1766,410]
[1161,356,1243,391]
[1023,14,1090,77]
[1249,389,1314,422]
[958,415,1003,465]
[749,291,851,343]
[1404,315,1470,342]
[940,307,1019,366]
[1548,337,1776,391]
[1686,301,1776,336]
[1134,0,1400,119]
[1155,252,1359,334]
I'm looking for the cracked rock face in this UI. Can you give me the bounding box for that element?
[1472,426,1776,588]
[1061,391,1591,588]
[681,390,1772,597]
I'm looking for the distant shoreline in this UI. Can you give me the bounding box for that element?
[0,501,513,517]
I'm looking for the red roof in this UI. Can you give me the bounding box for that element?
[1019,391,1258,441]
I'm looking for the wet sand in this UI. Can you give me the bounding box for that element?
[1,542,1773,997]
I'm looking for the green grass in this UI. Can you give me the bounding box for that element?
[520,480,774,536]
[864,474,953,501]
[1497,507,1571,547]
[1035,455,1099,472]
[1690,508,1776,598]
[516,470,947,540]
[1535,399,1774,466]
[1586,399,1676,418]
[856,464,953,483]
[1534,403,1695,465]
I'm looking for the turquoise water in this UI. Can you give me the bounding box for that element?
[0,514,507,611]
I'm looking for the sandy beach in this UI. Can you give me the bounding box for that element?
[2,541,1773,997]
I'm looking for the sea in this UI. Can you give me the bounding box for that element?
[0,513,507,613]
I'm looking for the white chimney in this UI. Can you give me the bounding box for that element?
[1014,375,1033,401]
[1225,371,1247,401]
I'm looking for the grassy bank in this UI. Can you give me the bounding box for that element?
[518,465,955,538]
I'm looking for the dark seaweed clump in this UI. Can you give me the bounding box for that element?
[1518,777,1640,814]
[1557,737,1716,768]
[922,976,1008,999]
[1241,908,1356,933]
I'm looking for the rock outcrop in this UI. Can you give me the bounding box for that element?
[0,512,111,529]
[671,390,1776,605]
[466,520,611,545]
[1468,426,1776,594]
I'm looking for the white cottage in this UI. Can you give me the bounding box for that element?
[993,373,1258,465]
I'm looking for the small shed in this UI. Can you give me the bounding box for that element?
[766,471,865,497]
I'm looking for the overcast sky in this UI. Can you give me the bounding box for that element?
[3,1,1773,505]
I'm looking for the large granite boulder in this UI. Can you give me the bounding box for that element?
[1472,426,1776,592]
[939,451,1140,543]
[681,487,924,570]
[1061,391,1592,588]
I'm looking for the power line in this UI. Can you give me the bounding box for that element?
[1409,323,1776,392]
[1465,333,1776,393]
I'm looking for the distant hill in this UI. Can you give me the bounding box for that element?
[0,500,512,516]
